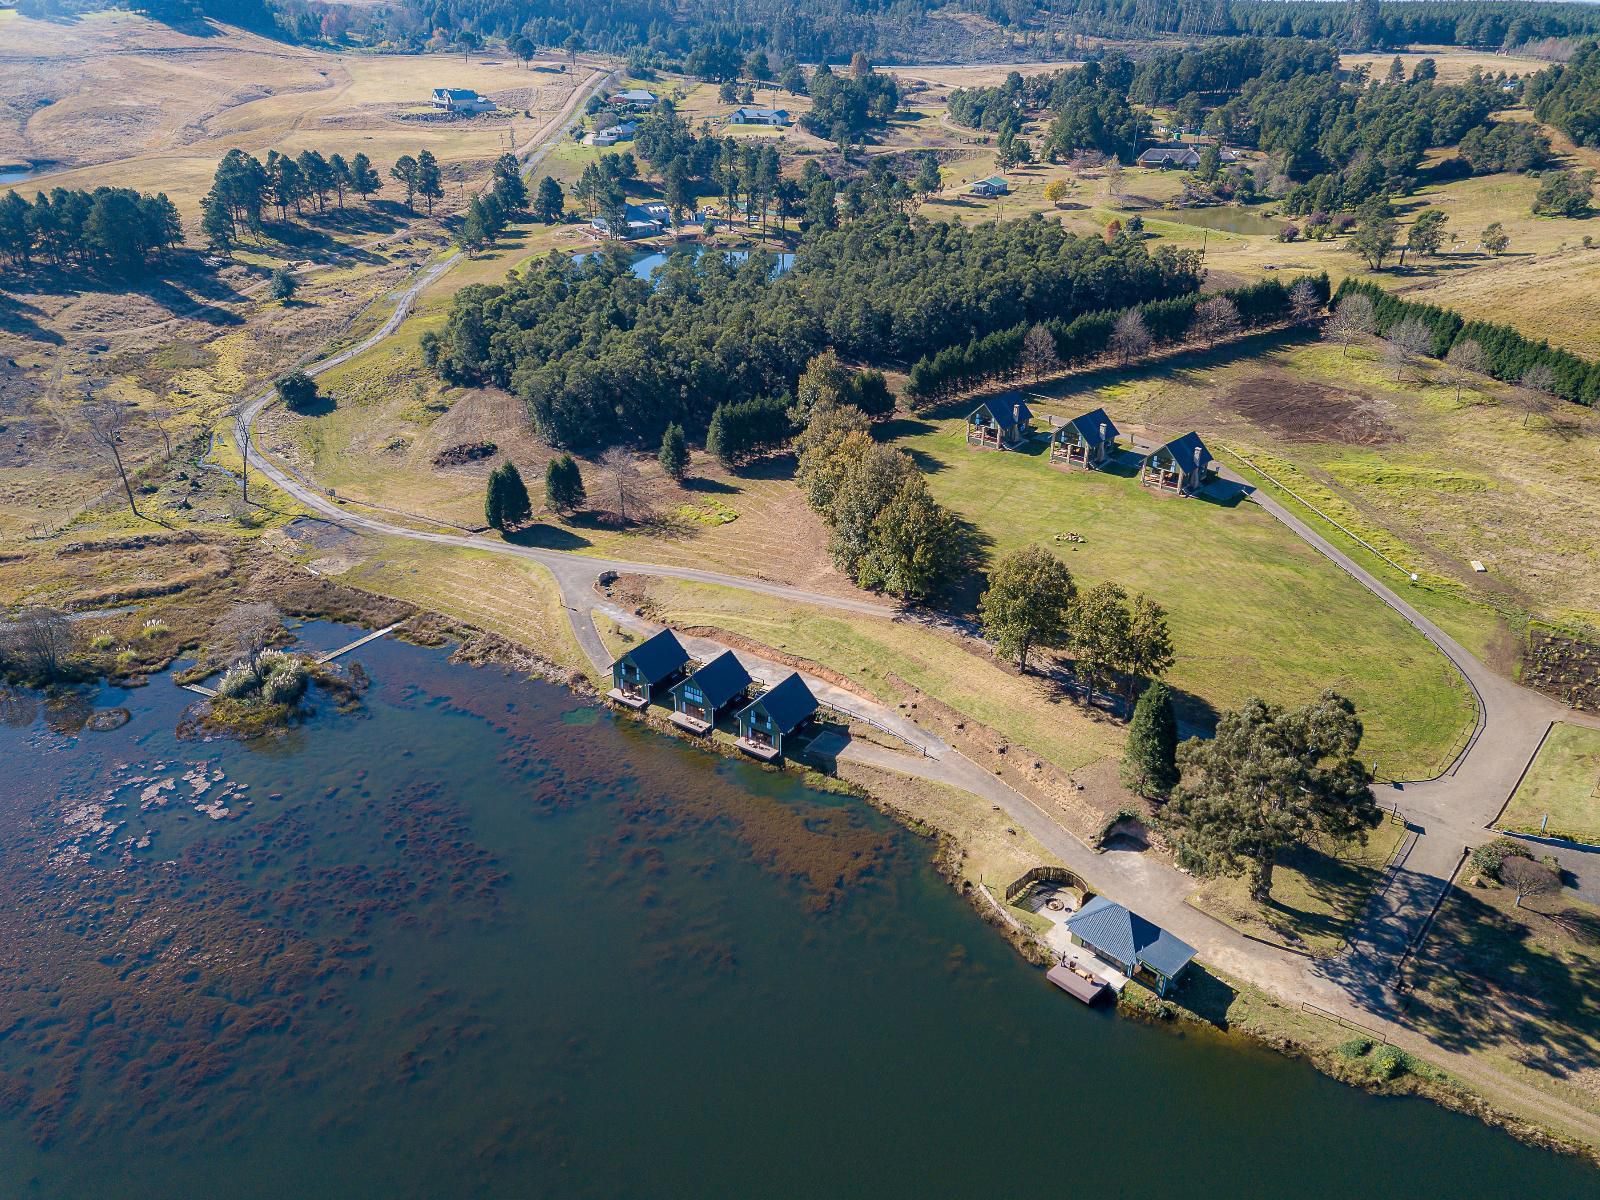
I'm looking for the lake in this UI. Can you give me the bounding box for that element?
[0,162,56,186]
[573,244,795,283]
[0,626,1592,1198]
[1151,206,1287,236]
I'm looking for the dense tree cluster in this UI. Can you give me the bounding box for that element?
[202,146,386,247]
[795,401,961,601]
[456,155,529,254]
[632,100,791,228]
[799,60,900,148]
[0,186,181,274]
[1529,40,1600,146]
[904,273,1324,404]
[1334,277,1600,405]
[428,212,1201,449]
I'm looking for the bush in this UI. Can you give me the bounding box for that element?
[1369,1045,1415,1081]
[1469,836,1532,881]
[217,664,257,698]
[1337,1037,1373,1059]
[259,652,309,705]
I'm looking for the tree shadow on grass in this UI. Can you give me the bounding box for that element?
[682,476,738,495]
[1403,887,1600,1076]
[507,523,591,550]
[0,293,64,345]
[1171,964,1239,1028]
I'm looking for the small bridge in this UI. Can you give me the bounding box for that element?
[315,618,409,664]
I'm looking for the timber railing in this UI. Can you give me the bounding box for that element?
[1300,1002,1390,1045]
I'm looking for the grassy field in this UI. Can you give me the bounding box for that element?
[1190,818,1408,956]
[1498,723,1600,844]
[885,410,1474,778]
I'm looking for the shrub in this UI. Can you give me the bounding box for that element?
[1337,1037,1373,1059]
[141,619,170,640]
[1369,1045,1415,1081]
[89,633,116,651]
[217,664,257,698]
[1469,837,1532,881]
[259,653,308,705]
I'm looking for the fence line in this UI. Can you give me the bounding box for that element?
[1300,1002,1391,1045]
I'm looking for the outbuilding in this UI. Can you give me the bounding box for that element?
[734,672,818,760]
[967,399,1033,450]
[968,175,1010,198]
[1142,431,1213,496]
[1049,407,1121,469]
[608,629,690,708]
[1062,896,1196,996]
[669,650,753,734]
[728,106,790,126]
[610,88,659,110]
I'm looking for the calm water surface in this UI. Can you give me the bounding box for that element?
[0,628,1591,1198]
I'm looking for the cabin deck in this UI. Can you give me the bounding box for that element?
[1046,963,1109,1005]
[736,737,781,762]
[607,688,650,711]
[669,710,713,735]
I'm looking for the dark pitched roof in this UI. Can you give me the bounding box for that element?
[674,650,752,710]
[1063,407,1120,450]
[1151,431,1212,475]
[971,399,1033,427]
[616,629,689,686]
[740,672,818,735]
[1065,896,1196,980]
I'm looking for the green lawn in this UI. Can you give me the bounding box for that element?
[886,412,1476,779]
[1498,723,1600,844]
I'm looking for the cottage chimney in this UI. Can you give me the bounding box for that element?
[1013,403,1022,427]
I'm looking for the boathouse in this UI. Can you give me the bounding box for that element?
[734,672,818,761]
[1141,431,1213,496]
[1049,407,1121,469]
[608,629,690,709]
[668,650,753,735]
[967,399,1033,450]
[1062,896,1196,996]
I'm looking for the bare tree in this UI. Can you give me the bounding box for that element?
[1501,855,1559,908]
[1022,323,1061,381]
[1,606,76,679]
[1192,295,1242,348]
[1109,310,1152,365]
[237,415,252,506]
[213,602,282,677]
[1442,339,1487,406]
[1104,159,1124,199]
[1288,278,1322,325]
[1518,364,1558,428]
[1324,293,1376,357]
[82,398,142,519]
[1382,316,1434,384]
[599,447,643,524]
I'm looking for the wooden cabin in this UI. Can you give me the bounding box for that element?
[734,672,819,761]
[966,399,1033,451]
[668,650,753,735]
[1141,431,1213,496]
[1062,896,1196,996]
[1049,407,1121,469]
[607,629,690,709]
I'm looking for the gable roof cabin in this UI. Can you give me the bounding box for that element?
[431,87,495,114]
[1142,431,1214,496]
[669,650,753,733]
[609,629,690,707]
[1063,896,1196,995]
[968,175,1010,197]
[1050,407,1121,468]
[967,398,1033,450]
[735,672,818,760]
[729,106,790,126]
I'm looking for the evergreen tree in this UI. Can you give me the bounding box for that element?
[269,266,298,302]
[535,175,565,224]
[977,544,1076,672]
[350,153,382,203]
[276,372,320,413]
[545,453,585,513]
[1121,680,1179,798]
[391,155,420,210]
[486,462,531,530]
[492,154,528,210]
[658,422,688,480]
[416,150,445,215]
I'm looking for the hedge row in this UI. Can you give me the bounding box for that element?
[1333,278,1600,406]
[905,274,1330,404]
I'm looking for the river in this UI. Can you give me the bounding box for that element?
[0,626,1591,1198]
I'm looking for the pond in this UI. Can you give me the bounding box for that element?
[0,628,1591,1198]
[573,244,795,283]
[1151,206,1287,236]
[0,162,57,186]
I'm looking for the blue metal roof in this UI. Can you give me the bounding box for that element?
[739,672,818,735]
[674,650,752,710]
[1150,431,1212,475]
[1064,896,1196,980]
[1065,407,1120,450]
[616,629,689,686]
[972,398,1033,427]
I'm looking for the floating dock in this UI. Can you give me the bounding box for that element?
[1046,963,1109,1005]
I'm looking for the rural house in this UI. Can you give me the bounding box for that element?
[967,399,1033,450]
[1049,407,1121,469]
[1062,896,1196,996]
[591,201,672,238]
[431,87,495,114]
[610,88,659,110]
[967,175,1009,198]
[1142,431,1214,496]
[589,120,638,147]
[1136,141,1238,168]
[734,672,818,760]
[669,650,753,734]
[608,629,690,708]
[728,106,790,126]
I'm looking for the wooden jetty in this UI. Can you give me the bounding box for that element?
[1046,962,1109,1005]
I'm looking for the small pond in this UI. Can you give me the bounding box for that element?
[573,244,795,283]
[0,162,57,186]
